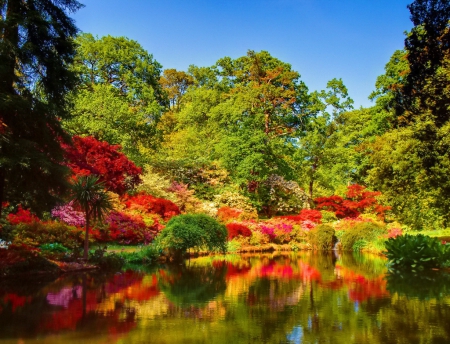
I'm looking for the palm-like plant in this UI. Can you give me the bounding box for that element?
[71,175,112,260]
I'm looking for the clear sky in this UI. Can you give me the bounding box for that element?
[72,0,413,109]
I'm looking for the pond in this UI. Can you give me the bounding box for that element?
[1,252,450,343]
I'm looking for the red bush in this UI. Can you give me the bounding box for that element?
[123,193,180,221]
[280,209,322,224]
[226,223,252,240]
[315,184,390,219]
[217,207,242,223]
[7,206,39,225]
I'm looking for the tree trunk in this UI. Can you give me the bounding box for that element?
[309,179,314,200]
[83,210,90,260]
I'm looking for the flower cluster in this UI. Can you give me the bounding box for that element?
[51,202,85,227]
[226,223,252,240]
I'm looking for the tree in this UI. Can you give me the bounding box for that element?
[71,175,112,260]
[0,0,82,216]
[159,69,194,112]
[64,34,165,165]
[295,78,353,199]
[63,136,142,195]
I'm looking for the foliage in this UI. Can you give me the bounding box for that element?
[63,136,142,195]
[39,243,70,253]
[88,247,125,270]
[340,222,386,251]
[166,182,201,213]
[308,224,335,250]
[12,221,84,249]
[0,0,82,216]
[217,207,243,223]
[71,175,113,259]
[226,223,252,240]
[385,234,450,271]
[279,209,322,224]
[64,33,165,164]
[117,244,160,265]
[136,167,175,200]
[156,214,227,258]
[315,184,390,219]
[214,190,257,216]
[124,192,180,221]
[320,210,338,223]
[7,206,39,225]
[51,201,85,227]
[92,211,158,245]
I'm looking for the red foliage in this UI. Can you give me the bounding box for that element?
[314,184,390,219]
[217,207,242,223]
[91,211,161,244]
[226,223,252,240]
[123,193,180,221]
[7,206,39,225]
[62,136,142,194]
[280,209,322,224]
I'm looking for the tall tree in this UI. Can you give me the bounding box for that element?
[63,34,165,165]
[0,0,82,215]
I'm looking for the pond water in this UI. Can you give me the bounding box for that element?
[1,252,450,343]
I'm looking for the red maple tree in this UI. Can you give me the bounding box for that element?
[314,184,390,219]
[63,136,142,194]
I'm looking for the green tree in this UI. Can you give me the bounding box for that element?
[64,34,165,165]
[71,175,112,260]
[0,0,82,216]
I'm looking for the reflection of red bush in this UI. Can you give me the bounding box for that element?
[226,223,252,240]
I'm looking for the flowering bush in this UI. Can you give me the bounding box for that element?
[226,223,252,240]
[300,220,317,232]
[217,207,243,223]
[334,216,375,232]
[51,202,85,227]
[258,218,294,243]
[386,227,402,239]
[124,193,180,221]
[7,206,38,225]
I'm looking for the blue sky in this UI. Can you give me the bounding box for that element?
[73,0,412,108]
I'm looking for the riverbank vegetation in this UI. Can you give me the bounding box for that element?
[1,0,450,274]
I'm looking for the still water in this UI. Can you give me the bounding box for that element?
[1,252,450,343]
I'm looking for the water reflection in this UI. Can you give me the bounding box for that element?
[0,252,449,343]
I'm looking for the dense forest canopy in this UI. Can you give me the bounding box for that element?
[1,0,449,230]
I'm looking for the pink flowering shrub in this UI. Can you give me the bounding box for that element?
[259,218,294,243]
[51,202,85,227]
[300,220,317,232]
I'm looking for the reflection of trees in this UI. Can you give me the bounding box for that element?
[386,271,450,300]
[158,263,227,307]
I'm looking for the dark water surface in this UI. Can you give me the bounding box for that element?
[1,252,450,343]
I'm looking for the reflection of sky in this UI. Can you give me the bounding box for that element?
[287,326,303,344]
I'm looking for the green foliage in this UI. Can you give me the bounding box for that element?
[340,222,386,251]
[88,247,125,270]
[308,224,335,250]
[156,214,227,258]
[64,33,165,164]
[385,234,450,271]
[0,0,82,216]
[118,245,160,265]
[320,210,338,223]
[71,175,113,259]
[39,243,70,253]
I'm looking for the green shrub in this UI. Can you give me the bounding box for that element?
[40,243,70,253]
[156,214,227,259]
[320,210,338,223]
[385,234,450,271]
[13,221,84,249]
[119,245,160,265]
[340,222,386,251]
[88,247,125,270]
[308,224,335,250]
